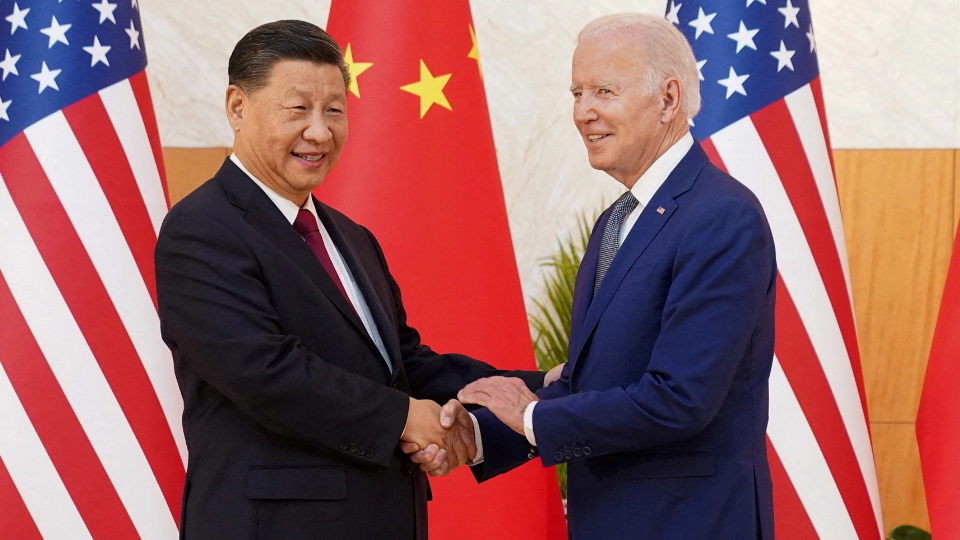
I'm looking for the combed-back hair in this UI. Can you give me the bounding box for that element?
[579,13,701,117]
[228,20,350,93]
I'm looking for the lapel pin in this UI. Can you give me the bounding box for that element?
[657,207,665,214]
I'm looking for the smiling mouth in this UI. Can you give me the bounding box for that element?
[588,134,610,142]
[292,152,325,162]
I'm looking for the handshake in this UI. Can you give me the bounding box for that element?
[398,397,478,477]
[398,364,564,477]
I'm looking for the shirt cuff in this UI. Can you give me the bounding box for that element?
[468,412,484,465]
[523,402,538,446]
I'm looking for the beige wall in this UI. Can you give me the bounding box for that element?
[164,148,959,533]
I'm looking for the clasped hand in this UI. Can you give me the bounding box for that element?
[399,398,476,477]
[399,366,562,476]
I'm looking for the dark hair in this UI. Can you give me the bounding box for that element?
[228,20,350,93]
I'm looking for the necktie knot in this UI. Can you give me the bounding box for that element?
[611,191,640,220]
[293,209,320,236]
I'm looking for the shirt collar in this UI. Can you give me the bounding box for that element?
[230,153,318,225]
[629,131,694,208]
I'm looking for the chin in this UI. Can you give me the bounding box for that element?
[588,156,611,171]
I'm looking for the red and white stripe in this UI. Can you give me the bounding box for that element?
[0,71,184,537]
[702,78,882,539]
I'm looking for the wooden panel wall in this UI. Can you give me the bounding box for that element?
[163,148,959,535]
[162,147,231,205]
[834,149,958,533]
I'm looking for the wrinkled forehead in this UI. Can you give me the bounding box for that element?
[571,37,646,88]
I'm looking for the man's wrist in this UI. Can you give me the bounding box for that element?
[523,402,537,446]
[468,412,484,464]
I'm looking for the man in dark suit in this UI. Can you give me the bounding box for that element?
[439,13,777,540]
[155,20,548,540]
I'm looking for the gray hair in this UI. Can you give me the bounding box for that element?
[579,13,701,117]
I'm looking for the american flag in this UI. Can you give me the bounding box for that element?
[666,0,882,538]
[0,1,183,539]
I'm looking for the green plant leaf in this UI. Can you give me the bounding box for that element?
[528,210,598,498]
[888,525,932,540]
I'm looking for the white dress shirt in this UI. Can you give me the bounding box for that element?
[229,154,392,370]
[522,132,695,446]
[230,155,488,463]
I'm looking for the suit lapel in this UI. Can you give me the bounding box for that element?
[567,211,607,364]
[569,142,710,366]
[216,159,371,341]
[315,199,402,373]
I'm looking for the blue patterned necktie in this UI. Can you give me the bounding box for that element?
[594,191,640,295]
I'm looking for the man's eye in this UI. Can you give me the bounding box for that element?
[328,108,342,114]
[599,89,612,94]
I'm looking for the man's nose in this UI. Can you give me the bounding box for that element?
[574,99,598,124]
[302,112,333,144]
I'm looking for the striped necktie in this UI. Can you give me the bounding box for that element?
[594,191,640,295]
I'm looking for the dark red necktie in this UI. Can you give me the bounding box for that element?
[293,209,358,317]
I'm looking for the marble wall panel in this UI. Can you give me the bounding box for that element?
[815,0,960,149]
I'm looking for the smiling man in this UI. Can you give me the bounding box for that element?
[154,20,547,540]
[440,13,778,540]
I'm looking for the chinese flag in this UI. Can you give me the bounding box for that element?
[321,1,567,539]
[917,233,960,540]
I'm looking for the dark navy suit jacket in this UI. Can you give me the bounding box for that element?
[155,159,544,540]
[474,142,777,540]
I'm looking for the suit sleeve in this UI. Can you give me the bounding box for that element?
[533,196,776,466]
[156,208,409,468]
[362,227,546,401]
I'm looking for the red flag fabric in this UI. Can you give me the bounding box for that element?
[917,233,960,540]
[322,2,567,539]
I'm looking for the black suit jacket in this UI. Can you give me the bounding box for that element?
[155,159,544,540]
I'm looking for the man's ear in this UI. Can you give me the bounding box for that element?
[659,78,683,124]
[225,85,247,133]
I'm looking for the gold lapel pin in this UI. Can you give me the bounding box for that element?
[657,207,665,214]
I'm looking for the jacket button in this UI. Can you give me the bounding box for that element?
[564,450,573,459]
[573,448,582,457]
[528,453,535,459]
[402,463,414,476]
[554,451,564,461]
[365,448,375,458]
[348,443,357,453]
[583,446,592,456]
[339,441,349,450]
[357,445,365,455]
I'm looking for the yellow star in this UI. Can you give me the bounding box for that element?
[468,24,482,79]
[343,43,372,99]
[400,60,452,119]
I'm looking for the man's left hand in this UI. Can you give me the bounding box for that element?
[458,376,538,435]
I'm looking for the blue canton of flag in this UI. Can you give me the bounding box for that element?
[668,0,818,139]
[0,0,147,148]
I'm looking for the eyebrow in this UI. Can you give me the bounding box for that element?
[570,82,613,92]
